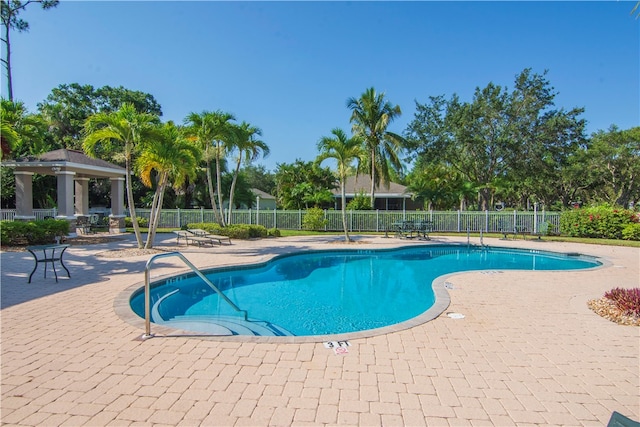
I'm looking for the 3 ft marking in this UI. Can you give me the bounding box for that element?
[323,341,351,349]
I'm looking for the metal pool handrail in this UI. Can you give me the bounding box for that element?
[142,251,247,339]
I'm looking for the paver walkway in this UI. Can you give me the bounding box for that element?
[1,233,638,426]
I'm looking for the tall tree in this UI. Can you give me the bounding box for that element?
[184,110,235,226]
[226,121,269,224]
[83,103,161,249]
[0,99,54,208]
[137,122,199,248]
[1,0,58,100]
[0,98,49,157]
[405,158,473,210]
[274,159,336,210]
[584,126,640,207]
[316,128,363,242]
[38,83,162,150]
[243,164,276,195]
[405,69,586,210]
[347,87,406,208]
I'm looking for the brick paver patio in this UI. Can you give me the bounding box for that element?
[1,233,638,426]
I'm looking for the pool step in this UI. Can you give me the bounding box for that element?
[151,288,294,336]
[158,315,294,337]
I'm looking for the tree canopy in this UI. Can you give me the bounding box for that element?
[38,83,162,150]
[405,69,587,210]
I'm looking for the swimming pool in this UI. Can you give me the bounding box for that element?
[130,245,600,338]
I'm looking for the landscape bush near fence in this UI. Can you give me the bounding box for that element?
[560,206,640,240]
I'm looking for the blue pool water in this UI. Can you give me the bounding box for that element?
[130,245,600,337]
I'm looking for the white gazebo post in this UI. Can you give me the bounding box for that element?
[74,177,90,217]
[109,177,126,233]
[14,171,35,220]
[54,169,76,220]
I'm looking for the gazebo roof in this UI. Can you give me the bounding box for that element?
[2,149,125,179]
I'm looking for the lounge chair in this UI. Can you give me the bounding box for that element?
[187,229,232,245]
[173,230,217,247]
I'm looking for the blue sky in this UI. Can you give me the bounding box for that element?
[7,1,639,172]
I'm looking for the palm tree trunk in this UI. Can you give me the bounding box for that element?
[144,184,160,249]
[341,179,350,242]
[145,173,167,249]
[215,142,226,226]
[3,24,13,101]
[370,149,376,209]
[227,155,242,225]
[149,175,168,248]
[206,158,223,225]
[125,159,144,248]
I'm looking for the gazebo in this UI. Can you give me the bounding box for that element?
[2,149,126,234]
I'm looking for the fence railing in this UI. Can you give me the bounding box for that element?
[1,208,561,234]
[1,208,58,221]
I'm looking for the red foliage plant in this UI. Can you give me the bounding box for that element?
[604,288,640,317]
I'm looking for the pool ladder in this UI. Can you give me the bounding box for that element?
[142,251,247,339]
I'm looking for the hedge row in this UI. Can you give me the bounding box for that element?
[0,219,70,246]
[186,223,280,239]
[559,205,640,240]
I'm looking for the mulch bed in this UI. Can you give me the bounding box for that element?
[588,298,640,326]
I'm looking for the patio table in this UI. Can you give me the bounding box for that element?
[26,244,71,283]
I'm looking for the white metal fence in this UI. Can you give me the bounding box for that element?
[1,208,561,234]
[1,208,58,221]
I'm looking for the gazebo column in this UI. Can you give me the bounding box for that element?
[109,177,126,233]
[74,177,90,216]
[55,170,76,219]
[14,171,35,220]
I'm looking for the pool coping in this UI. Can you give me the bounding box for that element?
[114,243,607,344]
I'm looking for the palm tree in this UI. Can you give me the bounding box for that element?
[0,99,50,157]
[316,128,364,242]
[226,122,269,224]
[184,110,236,226]
[137,122,199,249]
[347,87,406,208]
[83,103,161,248]
[0,121,19,159]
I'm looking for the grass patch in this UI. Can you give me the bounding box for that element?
[125,228,640,247]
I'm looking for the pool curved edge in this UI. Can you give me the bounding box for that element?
[114,271,452,344]
[113,243,606,344]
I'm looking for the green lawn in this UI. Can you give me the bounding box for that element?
[137,228,640,248]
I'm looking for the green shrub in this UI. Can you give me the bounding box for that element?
[0,219,69,246]
[346,191,372,210]
[186,223,268,239]
[267,228,281,237]
[559,205,639,239]
[302,207,328,231]
[621,223,640,241]
[125,216,149,227]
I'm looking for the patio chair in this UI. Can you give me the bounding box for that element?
[187,228,232,245]
[173,230,217,247]
[75,216,93,234]
[413,220,433,240]
[89,214,109,233]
